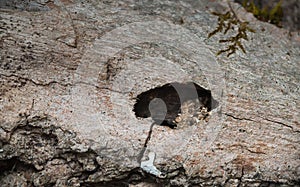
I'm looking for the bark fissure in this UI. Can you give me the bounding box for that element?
[137,122,156,164]
[0,73,130,93]
[224,112,299,133]
[224,113,255,122]
[260,117,299,133]
[1,0,299,186]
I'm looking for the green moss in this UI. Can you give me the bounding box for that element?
[208,8,255,57]
[242,0,283,26]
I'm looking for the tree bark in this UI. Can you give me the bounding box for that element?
[0,0,299,186]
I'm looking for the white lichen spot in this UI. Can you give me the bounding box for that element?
[140,152,166,178]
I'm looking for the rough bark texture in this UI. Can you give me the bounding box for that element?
[0,0,299,186]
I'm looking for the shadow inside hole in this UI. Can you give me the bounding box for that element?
[133,82,219,128]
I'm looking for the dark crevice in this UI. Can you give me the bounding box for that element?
[0,157,37,187]
[137,122,155,164]
[237,166,244,187]
[224,113,255,122]
[224,112,299,133]
[0,157,37,174]
[260,117,299,132]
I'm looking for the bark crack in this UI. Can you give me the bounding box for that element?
[0,73,130,94]
[0,73,73,87]
[223,113,255,122]
[224,113,299,133]
[137,122,155,164]
[260,117,299,133]
[237,166,244,187]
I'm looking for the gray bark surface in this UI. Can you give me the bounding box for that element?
[0,0,299,186]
